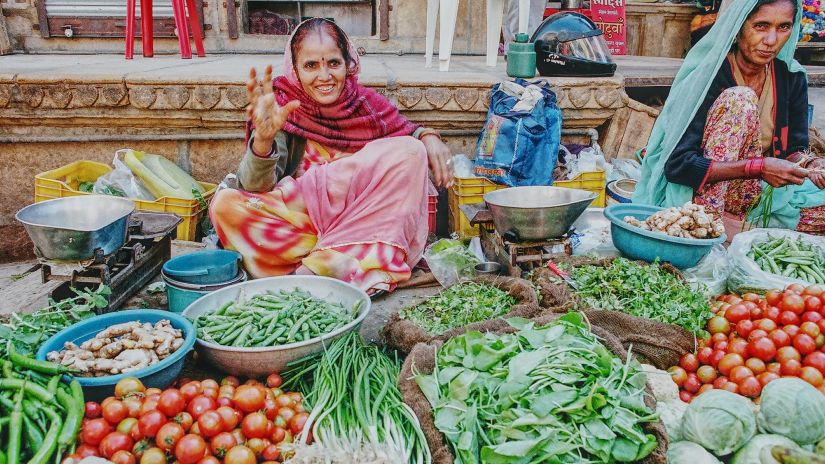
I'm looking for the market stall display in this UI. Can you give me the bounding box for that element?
[622,202,725,240]
[729,229,825,294]
[667,285,825,402]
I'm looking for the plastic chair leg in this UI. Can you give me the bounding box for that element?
[184,0,205,57]
[171,0,192,59]
[438,0,459,72]
[485,0,504,66]
[125,0,136,59]
[140,0,154,57]
[424,0,438,68]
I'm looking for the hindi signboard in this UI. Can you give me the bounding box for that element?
[590,0,626,55]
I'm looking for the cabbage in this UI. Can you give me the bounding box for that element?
[666,441,721,464]
[657,399,687,442]
[682,389,756,456]
[758,377,825,445]
[730,434,799,464]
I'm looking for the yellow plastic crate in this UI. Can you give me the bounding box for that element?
[34,160,217,242]
[448,171,606,238]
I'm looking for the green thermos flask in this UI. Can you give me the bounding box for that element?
[506,33,536,78]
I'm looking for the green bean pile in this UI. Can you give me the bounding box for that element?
[748,235,825,283]
[192,288,361,347]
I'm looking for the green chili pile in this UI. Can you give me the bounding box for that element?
[747,235,825,283]
[415,314,659,464]
[282,332,431,464]
[192,288,361,347]
[398,281,517,335]
[566,258,713,334]
[0,344,84,464]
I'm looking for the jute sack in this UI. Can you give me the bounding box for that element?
[530,256,696,369]
[380,275,542,355]
[398,314,669,464]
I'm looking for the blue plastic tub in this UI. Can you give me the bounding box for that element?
[163,269,247,313]
[162,250,242,285]
[604,203,726,269]
[36,309,196,401]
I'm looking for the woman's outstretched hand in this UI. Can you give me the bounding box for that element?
[808,158,825,189]
[421,134,453,188]
[247,65,301,156]
[761,158,808,188]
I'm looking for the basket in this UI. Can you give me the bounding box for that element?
[448,171,606,239]
[34,160,216,242]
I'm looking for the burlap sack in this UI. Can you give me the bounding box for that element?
[398,314,669,464]
[380,275,542,354]
[530,256,695,369]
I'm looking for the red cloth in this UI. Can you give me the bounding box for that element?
[267,19,419,152]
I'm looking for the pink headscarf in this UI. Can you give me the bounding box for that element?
[271,19,419,152]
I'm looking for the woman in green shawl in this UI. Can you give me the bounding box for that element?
[633,0,825,235]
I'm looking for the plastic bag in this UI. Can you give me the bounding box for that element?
[451,154,475,179]
[609,158,642,183]
[423,239,481,287]
[727,228,825,294]
[565,142,611,181]
[93,151,155,200]
[683,244,729,297]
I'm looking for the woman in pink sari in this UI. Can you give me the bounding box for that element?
[210,18,453,293]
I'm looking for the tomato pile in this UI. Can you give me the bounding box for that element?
[63,372,308,464]
[669,284,825,403]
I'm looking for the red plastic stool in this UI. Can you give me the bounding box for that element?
[125,0,205,59]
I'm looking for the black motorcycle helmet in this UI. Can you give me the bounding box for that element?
[531,12,617,77]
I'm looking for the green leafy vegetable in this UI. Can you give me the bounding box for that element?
[566,258,713,335]
[398,282,517,335]
[415,314,659,463]
[757,378,825,445]
[681,389,756,456]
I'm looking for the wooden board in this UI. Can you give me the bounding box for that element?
[0,4,11,55]
[600,98,659,161]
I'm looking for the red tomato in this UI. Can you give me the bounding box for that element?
[757,371,780,386]
[818,320,825,335]
[769,329,791,348]
[722,381,739,394]
[683,373,701,394]
[77,444,101,458]
[277,407,295,423]
[202,388,219,401]
[738,376,762,398]
[748,330,769,342]
[157,389,186,417]
[187,395,217,420]
[201,379,219,390]
[221,376,240,387]
[711,332,728,344]
[804,351,825,374]
[197,410,225,438]
[137,411,166,438]
[117,418,138,435]
[710,349,726,368]
[215,406,240,431]
[155,422,185,452]
[725,304,751,323]
[275,394,295,409]
[82,418,113,446]
[103,400,130,425]
[767,362,782,374]
[781,359,803,376]
[751,306,765,320]
[802,321,822,339]
[728,339,749,357]
[748,337,777,362]
[745,357,766,375]
[708,316,731,335]
[766,290,783,307]
[777,346,802,363]
[100,432,135,459]
[758,319,779,333]
[289,412,309,436]
[138,397,158,417]
[743,293,761,303]
[801,366,825,387]
[233,385,267,414]
[714,340,729,352]
[764,306,781,322]
[736,320,755,339]
[785,325,801,338]
[803,310,824,323]
[190,422,201,436]
[85,401,102,419]
[180,382,203,403]
[174,412,194,432]
[804,285,824,297]
[266,373,283,388]
[729,365,754,383]
[111,450,136,464]
[270,426,287,444]
[780,311,801,326]
[198,457,220,464]
[794,334,818,355]
[783,294,806,315]
[718,353,745,376]
[224,445,257,464]
[246,438,269,457]
[788,283,806,294]
[144,388,161,397]
[805,296,823,312]
[115,378,146,399]
[695,347,713,365]
[230,428,246,445]
[817,334,825,349]
[122,397,142,419]
[210,432,238,459]
[140,447,167,464]
[679,390,693,403]
[242,412,271,439]
[175,435,208,464]
[262,444,281,461]
[216,397,233,408]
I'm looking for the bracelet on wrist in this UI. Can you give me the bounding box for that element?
[418,128,442,141]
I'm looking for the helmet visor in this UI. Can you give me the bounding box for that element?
[559,34,614,63]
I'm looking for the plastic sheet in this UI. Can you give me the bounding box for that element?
[422,239,481,287]
[92,150,154,200]
[682,244,729,297]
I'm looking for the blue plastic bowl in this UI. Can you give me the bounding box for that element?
[36,309,196,401]
[162,250,242,285]
[604,203,726,269]
[163,269,248,313]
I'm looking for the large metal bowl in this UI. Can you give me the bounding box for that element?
[181,275,371,378]
[484,186,598,240]
[15,196,135,261]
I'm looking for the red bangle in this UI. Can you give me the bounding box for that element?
[745,158,765,178]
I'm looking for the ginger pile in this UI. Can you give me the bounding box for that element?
[46,320,184,376]
[623,202,725,239]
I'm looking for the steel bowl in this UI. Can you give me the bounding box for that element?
[15,196,135,261]
[181,275,371,378]
[483,186,598,241]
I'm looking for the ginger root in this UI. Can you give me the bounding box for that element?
[623,202,725,240]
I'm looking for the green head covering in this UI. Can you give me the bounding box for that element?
[633,0,805,208]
